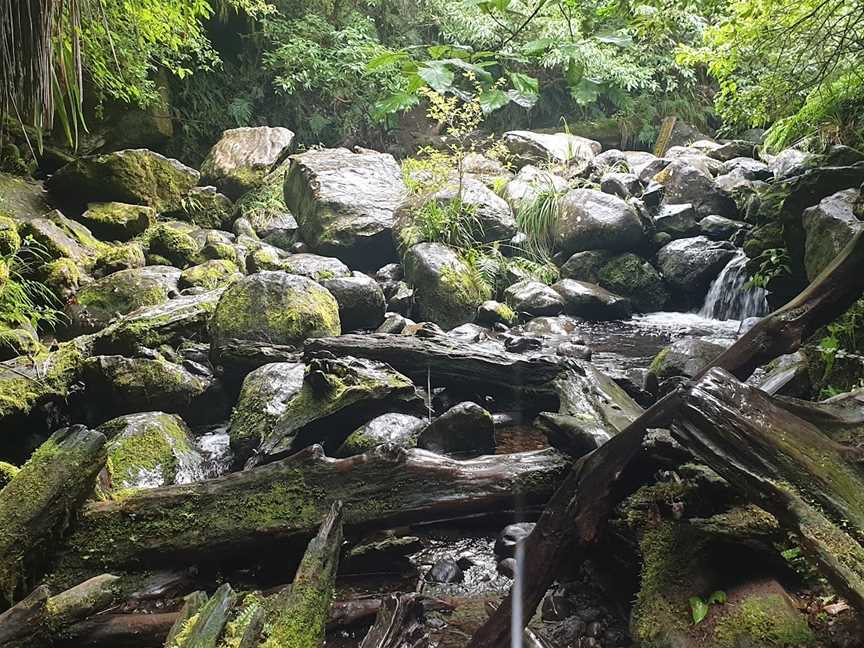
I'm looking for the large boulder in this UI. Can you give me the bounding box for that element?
[209,271,340,356]
[179,259,242,291]
[427,177,516,243]
[79,202,155,241]
[99,412,204,490]
[164,186,234,230]
[501,130,600,168]
[284,148,405,268]
[227,362,305,466]
[653,203,698,239]
[594,253,668,312]
[321,272,386,331]
[19,217,93,263]
[47,149,199,212]
[403,242,489,329]
[504,280,564,317]
[658,160,737,219]
[233,161,297,249]
[503,166,568,211]
[555,188,644,253]
[278,253,351,281]
[551,279,632,320]
[336,412,427,457]
[802,189,863,281]
[0,172,51,222]
[649,338,731,380]
[656,236,736,297]
[200,126,295,199]
[65,266,180,336]
[417,401,496,455]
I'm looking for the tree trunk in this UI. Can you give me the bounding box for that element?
[359,593,428,648]
[259,501,344,648]
[0,425,106,604]
[59,445,567,577]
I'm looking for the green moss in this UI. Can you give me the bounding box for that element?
[41,258,81,301]
[202,241,239,262]
[219,593,263,648]
[597,253,668,312]
[0,216,21,256]
[179,260,240,291]
[0,341,85,419]
[260,582,330,648]
[144,224,200,268]
[94,242,146,275]
[81,202,155,241]
[713,595,813,647]
[0,461,18,490]
[649,347,670,376]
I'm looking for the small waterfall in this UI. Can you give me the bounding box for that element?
[700,251,769,321]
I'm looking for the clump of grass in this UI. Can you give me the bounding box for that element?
[410,199,485,250]
[0,236,65,331]
[516,181,566,259]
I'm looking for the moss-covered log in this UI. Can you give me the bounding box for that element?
[259,501,343,648]
[358,593,427,648]
[0,425,107,604]
[677,368,864,614]
[58,444,567,575]
[167,583,236,648]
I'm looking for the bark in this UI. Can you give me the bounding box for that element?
[0,586,49,645]
[468,227,864,648]
[163,591,209,647]
[677,368,864,614]
[359,593,427,648]
[170,583,235,648]
[304,333,564,396]
[0,425,106,603]
[59,445,566,576]
[260,501,344,648]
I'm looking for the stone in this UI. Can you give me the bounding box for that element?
[503,165,568,210]
[99,411,204,491]
[656,236,736,297]
[637,157,672,183]
[767,148,812,179]
[708,140,757,162]
[164,186,234,230]
[559,250,613,284]
[723,157,771,181]
[596,253,668,312]
[279,253,351,281]
[417,401,495,455]
[649,338,731,379]
[19,217,92,263]
[427,177,516,243]
[336,412,427,457]
[284,148,405,268]
[653,203,698,238]
[144,223,201,268]
[47,148,199,212]
[233,161,297,249]
[403,242,489,329]
[502,130,600,168]
[476,300,515,326]
[228,362,305,465]
[321,272,386,331]
[504,280,564,317]
[64,266,180,336]
[426,559,463,583]
[0,172,51,222]
[600,172,641,199]
[700,215,745,240]
[93,242,146,278]
[200,126,295,199]
[79,202,155,241]
[209,271,340,356]
[556,188,644,253]
[552,278,632,320]
[179,260,242,291]
[802,188,863,281]
[658,160,737,219]
[494,522,535,558]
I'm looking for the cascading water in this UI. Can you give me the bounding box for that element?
[700,251,769,321]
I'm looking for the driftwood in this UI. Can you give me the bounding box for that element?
[359,593,427,648]
[59,444,567,575]
[0,425,106,603]
[260,501,344,648]
[468,228,864,648]
[677,368,864,613]
[304,333,564,395]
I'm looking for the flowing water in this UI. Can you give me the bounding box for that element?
[699,251,769,321]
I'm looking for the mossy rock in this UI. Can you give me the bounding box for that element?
[179,259,241,291]
[144,224,201,269]
[209,271,340,357]
[234,161,298,249]
[0,461,18,490]
[19,216,92,263]
[336,412,426,457]
[93,242,146,277]
[40,258,82,302]
[100,411,202,491]
[79,202,155,241]
[649,339,731,381]
[0,216,21,256]
[0,172,51,222]
[597,252,668,312]
[0,327,43,361]
[163,186,234,230]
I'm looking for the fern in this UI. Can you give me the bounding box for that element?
[0,237,65,332]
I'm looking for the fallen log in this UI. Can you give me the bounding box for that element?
[359,593,427,648]
[164,591,208,647]
[0,425,106,604]
[677,368,864,613]
[0,586,49,645]
[58,445,567,575]
[169,583,235,648]
[468,227,864,647]
[260,501,343,648]
[61,612,180,648]
[304,333,564,395]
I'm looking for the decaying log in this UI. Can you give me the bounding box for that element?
[0,585,49,645]
[359,593,427,648]
[61,612,180,648]
[260,501,343,648]
[304,333,564,395]
[677,368,864,613]
[169,583,235,648]
[469,228,864,648]
[0,425,106,603]
[164,591,208,647]
[59,445,567,575]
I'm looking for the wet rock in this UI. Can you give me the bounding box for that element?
[0,171,51,222]
[233,160,298,250]
[20,217,93,263]
[404,242,488,329]
[200,126,295,199]
[559,250,612,284]
[426,558,464,584]
[417,401,496,455]
[637,157,672,183]
[542,592,578,621]
[375,263,403,283]
[210,270,339,357]
[99,411,204,490]
[600,172,641,199]
[552,278,632,320]
[723,156,771,181]
[65,266,180,336]
[708,140,757,162]
[449,322,489,342]
[284,147,405,268]
[336,412,427,456]
[497,558,517,578]
[767,147,813,179]
[476,300,515,326]
[502,130,600,168]
[656,236,736,297]
[653,203,698,238]
[227,362,305,465]
[557,188,644,253]
[386,281,413,315]
[519,315,580,337]
[505,280,564,317]
[802,188,862,281]
[377,313,410,334]
[495,522,535,558]
[427,177,517,243]
[0,328,41,361]
[641,181,665,208]
[649,338,731,380]
[700,214,745,240]
[321,272,386,331]
[178,260,241,291]
[165,186,234,230]
[144,223,201,268]
[556,341,592,360]
[658,160,737,219]
[563,252,667,312]
[503,165,568,210]
[79,202,155,241]
[48,148,199,212]
[504,335,543,353]
[550,617,588,645]
[279,252,351,281]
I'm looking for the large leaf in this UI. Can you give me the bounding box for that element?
[523,38,553,56]
[366,50,408,71]
[418,62,456,93]
[478,89,509,113]
[595,30,634,48]
[570,79,602,106]
[375,92,420,115]
[507,72,539,108]
[689,597,709,625]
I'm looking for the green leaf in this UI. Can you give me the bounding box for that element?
[366,50,408,71]
[570,79,602,106]
[375,92,420,115]
[781,547,802,561]
[418,62,456,93]
[707,590,727,605]
[427,45,451,60]
[509,72,538,95]
[478,89,509,113]
[595,30,634,48]
[689,597,709,625]
[523,38,553,55]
